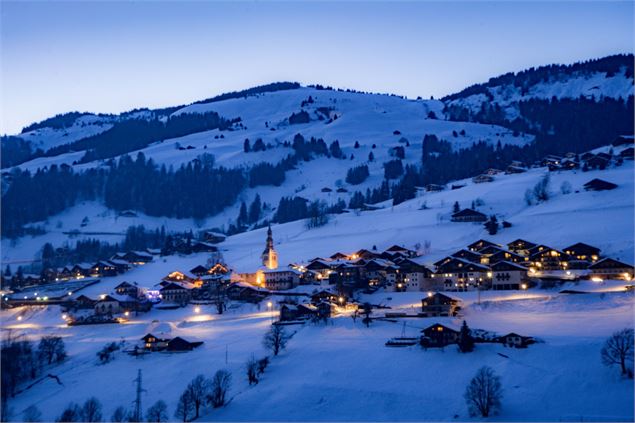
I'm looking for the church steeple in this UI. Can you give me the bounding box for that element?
[261,225,278,269]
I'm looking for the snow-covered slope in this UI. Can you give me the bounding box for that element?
[445,67,634,120]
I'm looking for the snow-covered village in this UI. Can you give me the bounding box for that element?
[1,2,634,422]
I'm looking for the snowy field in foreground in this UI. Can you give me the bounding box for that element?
[1,283,633,422]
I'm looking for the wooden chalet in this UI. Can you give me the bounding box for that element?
[191,241,218,253]
[498,332,534,348]
[433,257,490,290]
[73,294,97,309]
[450,249,482,263]
[279,303,318,321]
[94,295,121,315]
[142,333,170,351]
[71,263,92,278]
[163,271,197,284]
[507,239,537,256]
[225,283,268,302]
[505,165,527,174]
[420,293,460,317]
[612,135,635,147]
[107,259,130,273]
[528,247,569,271]
[114,281,140,297]
[490,261,529,290]
[263,268,301,290]
[588,258,634,281]
[166,337,204,352]
[159,282,192,306]
[467,239,500,252]
[563,243,601,262]
[90,261,117,277]
[202,231,226,244]
[420,323,459,348]
[425,184,445,192]
[189,265,209,276]
[472,174,494,184]
[584,179,617,191]
[619,147,634,160]
[123,251,153,265]
[451,208,487,223]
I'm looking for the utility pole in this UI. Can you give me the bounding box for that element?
[225,345,228,364]
[133,369,145,422]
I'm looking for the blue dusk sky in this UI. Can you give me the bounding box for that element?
[1,1,633,134]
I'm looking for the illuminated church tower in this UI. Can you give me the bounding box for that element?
[261,225,278,269]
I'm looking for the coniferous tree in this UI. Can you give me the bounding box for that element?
[458,321,475,353]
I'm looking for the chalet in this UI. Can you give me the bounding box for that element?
[486,249,524,265]
[306,259,333,277]
[612,135,635,147]
[202,231,226,244]
[451,183,466,190]
[451,208,487,223]
[585,155,609,170]
[467,239,500,252]
[399,260,434,291]
[74,295,96,309]
[505,165,527,174]
[94,295,121,315]
[563,243,601,262]
[542,155,562,167]
[433,257,491,290]
[163,271,197,284]
[588,258,634,281]
[385,245,417,258]
[310,289,343,305]
[191,241,218,253]
[560,159,579,171]
[328,264,364,293]
[145,248,161,256]
[362,259,394,282]
[330,252,348,260]
[123,251,153,265]
[263,268,301,290]
[420,293,460,317]
[279,303,318,321]
[159,282,192,306]
[141,333,169,351]
[71,263,91,278]
[597,152,613,161]
[472,174,494,184]
[190,265,209,277]
[336,187,348,193]
[580,152,595,161]
[114,281,140,297]
[166,337,204,352]
[90,261,117,277]
[484,168,503,175]
[507,239,537,256]
[352,249,380,260]
[420,323,459,348]
[225,283,267,302]
[490,261,528,290]
[529,247,569,271]
[56,266,73,280]
[498,332,534,348]
[584,179,617,191]
[321,187,333,192]
[425,184,445,192]
[107,259,130,273]
[22,274,42,286]
[451,249,482,263]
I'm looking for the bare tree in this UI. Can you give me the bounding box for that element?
[246,357,259,385]
[464,366,503,417]
[263,325,291,356]
[208,369,231,408]
[186,375,209,419]
[110,407,127,422]
[146,400,168,423]
[81,397,103,422]
[38,336,67,365]
[257,357,269,375]
[56,403,82,422]
[174,389,195,422]
[601,328,634,377]
[22,405,42,422]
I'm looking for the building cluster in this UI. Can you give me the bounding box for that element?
[420,323,535,349]
[154,263,232,306]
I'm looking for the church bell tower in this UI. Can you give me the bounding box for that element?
[261,225,278,269]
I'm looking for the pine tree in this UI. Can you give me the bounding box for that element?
[368,152,374,162]
[243,139,250,153]
[458,321,475,353]
[238,202,248,227]
[248,195,261,224]
[453,201,460,214]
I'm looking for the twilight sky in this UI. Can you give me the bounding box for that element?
[1,1,633,134]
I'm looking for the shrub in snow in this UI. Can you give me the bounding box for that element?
[146,400,168,423]
[263,325,291,356]
[533,173,551,202]
[110,406,127,422]
[175,389,195,422]
[257,357,269,375]
[208,369,232,408]
[97,342,120,364]
[38,336,67,365]
[246,357,259,385]
[56,403,82,422]
[186,375,210,419]
[464,366,502,417]
[601,328,634,378]
[560,180,572,195]
[81,397,103,422]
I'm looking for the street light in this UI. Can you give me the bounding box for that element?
[267,301,273,323]
[194,306,201,314]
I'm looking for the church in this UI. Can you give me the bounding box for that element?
[238,225,301,290]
